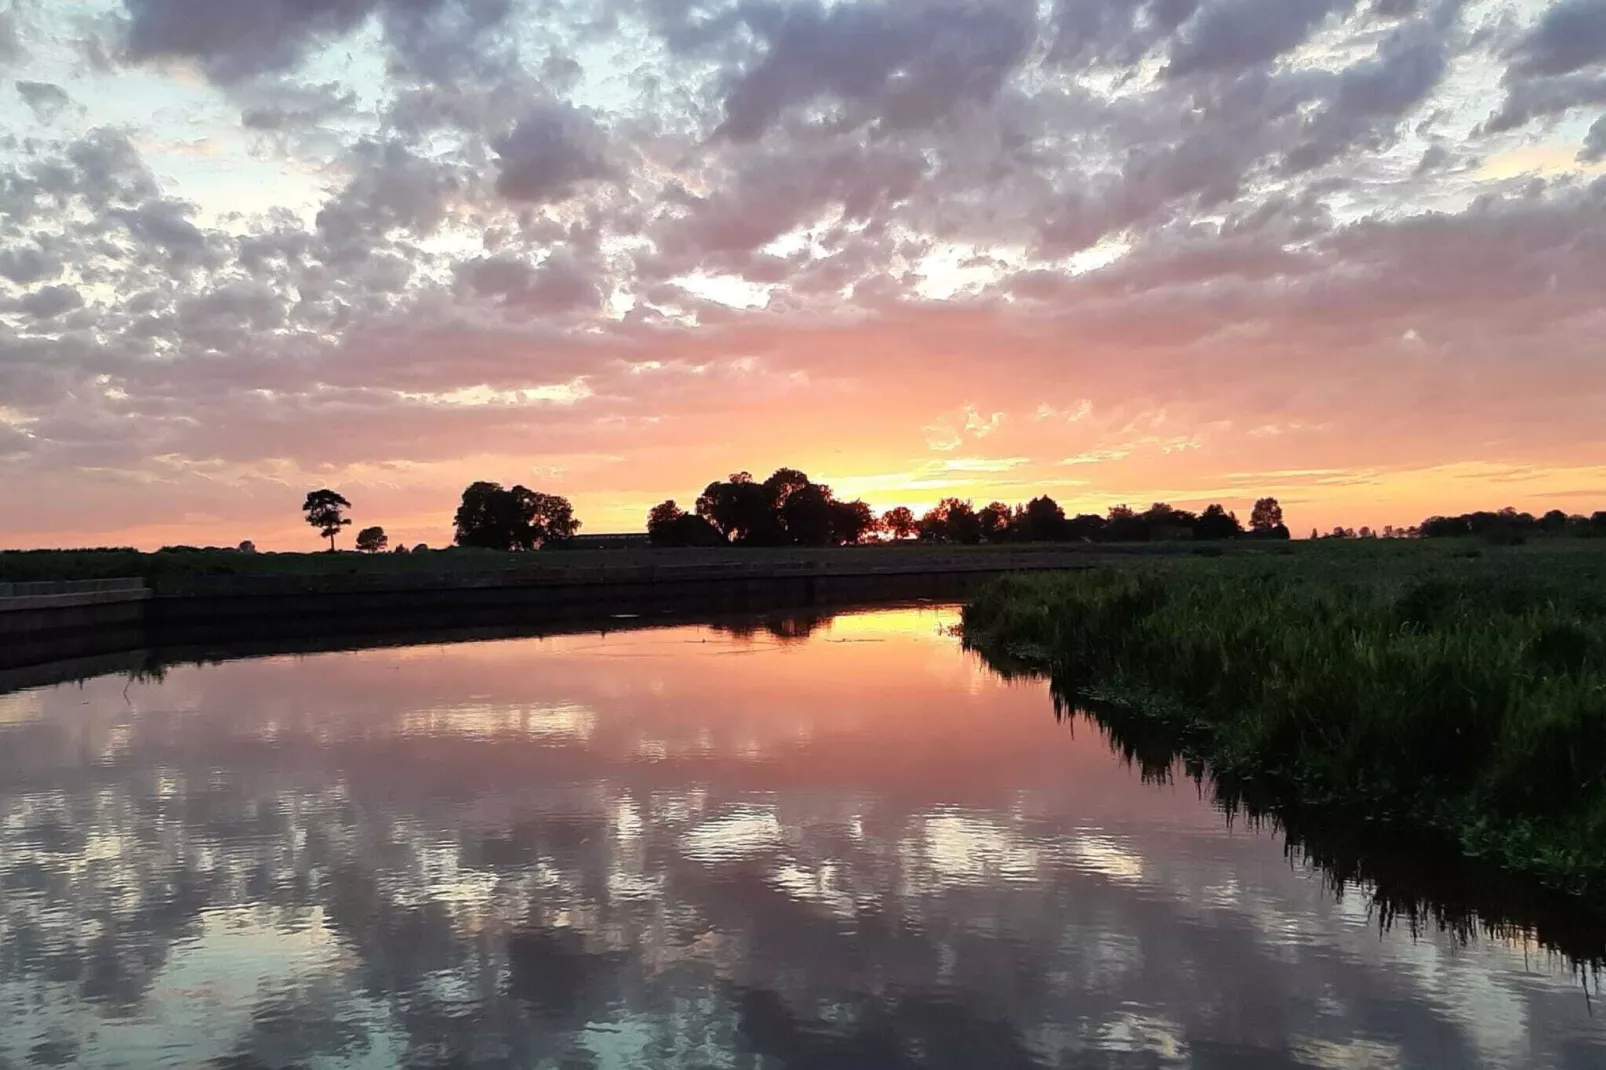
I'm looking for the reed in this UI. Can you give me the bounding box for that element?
[963,545,1606,895]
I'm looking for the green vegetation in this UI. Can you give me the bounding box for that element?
[962,538,1606,896]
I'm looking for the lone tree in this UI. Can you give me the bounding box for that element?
[1250,496,1287,536]
[355,526,389,553]
[303,489,352,550]
[454,482,579,550]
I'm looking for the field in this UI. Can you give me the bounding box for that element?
[961,538,1606,896]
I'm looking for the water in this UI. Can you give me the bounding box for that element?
[0,606,1601,1069]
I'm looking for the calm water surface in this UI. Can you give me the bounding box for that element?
[0,606,1601,1069]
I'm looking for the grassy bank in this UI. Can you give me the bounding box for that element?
[0,541,1205,583]
[962,540,1606,895]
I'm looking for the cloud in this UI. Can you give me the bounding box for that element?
[315,139,465,257]
[18,284,85,320]
[2,0,1606,544]
[1583,114,1606,161]
[454,250,604,313]
[119,0,517,85]
[239,81,356,131]
[0,10,20,69]
[492,101,611,203]
[15,80,69,120]
[0,244,60,285]
[1487,0,1606,132]
[710,0,1038,141]
[1507,0,1606,79]
[1165,0,1356,80]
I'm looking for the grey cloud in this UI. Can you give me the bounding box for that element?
[240,82,356,130]
[1582,114,1606,162]
[120,0,515,85]
[1051,0,1198,68]
[19,284,85,320]
[1166,0,1355,80]
[1488,0,1606,132]
[649,140,927,275]
[1486,71,1606,133]
[112,198,213,265]
[493,102,610,203]
[1414,142,1452,174]
[1508,0,1606,79]
[455,250,603,313]
[16,81,71,120]
[0,10,19,68]
[713,0,1038,141]
[1283,18,1448,172]
[316,139,463,256]
[0,245,60,285]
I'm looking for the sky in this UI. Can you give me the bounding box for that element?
[0,0,1604,550]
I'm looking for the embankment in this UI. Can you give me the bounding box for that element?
[2,549,1103,671]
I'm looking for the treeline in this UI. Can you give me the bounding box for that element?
[647,469,877,547]
[1417,508,1606,541]
[299,482,580,553]
[647,469,1293,547]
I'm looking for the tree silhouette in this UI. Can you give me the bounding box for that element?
[828,499,877,545]
[647,500,725,547]
[978,502,1013,542]
[302,489,352,551]
[696,474,780,545]
[1194,504,1243,540]
[781,483,836,546]
[880,507,918,540]
[762,468,812,510]
[1250,497,1284,532]
[1019,496,1067,541]
[919,498,982,544]
[355,526,388,553]
[454,483,579,550]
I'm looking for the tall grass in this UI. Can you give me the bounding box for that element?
[963,546,1606,895]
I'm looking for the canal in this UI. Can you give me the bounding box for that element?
[0,605,1600,1068]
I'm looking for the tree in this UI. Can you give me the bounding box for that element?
[1064,513,1106,541]
[781,483,836,546]
[762,468,812,511]
[1250,497,1284,533]
[880,506,918,540]
[977,501,1013,542]
[1194,504,1243,540]
[237,540,257,554]
[1540,509,1570,534]
[1104,503,1144,542]
[355,526,388,553]
[648,500,690,545]
[919,498,981,544]
[302,489,351,551]
[696,475,780,545]
[1018,496,1066,542]
[647,499,725,547]
[829,499,877,545]
[454,482,580,550]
